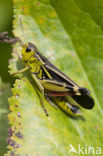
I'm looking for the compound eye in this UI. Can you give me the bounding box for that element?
[26,46,31,52]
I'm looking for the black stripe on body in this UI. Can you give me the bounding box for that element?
[36,49,79,87]
[43,64,77,87]
[41,66,52,79]
[46,81,64,87]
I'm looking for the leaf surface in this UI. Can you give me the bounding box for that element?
[6,0,103,155]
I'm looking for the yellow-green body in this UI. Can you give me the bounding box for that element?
[0,32,94,116]
[12,42,94,116]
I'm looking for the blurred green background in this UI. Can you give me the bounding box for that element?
[0,0,13,82]
[0,1,13,155]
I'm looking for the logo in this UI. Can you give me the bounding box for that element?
[69,144,102,155]
[69,144,77,153]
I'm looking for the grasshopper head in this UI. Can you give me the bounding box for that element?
[22,43,38,62]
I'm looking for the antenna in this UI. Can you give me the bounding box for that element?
[20,17,26,40]
[19,17,26,47]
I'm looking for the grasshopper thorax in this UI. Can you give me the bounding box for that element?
[22,43,37,63]
[22,42,44,75]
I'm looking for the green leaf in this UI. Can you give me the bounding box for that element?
[50,0,103,112]
[0,78,10,155]
[6,0,103,155]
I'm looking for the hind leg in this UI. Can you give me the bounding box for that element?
[45,95,58,110]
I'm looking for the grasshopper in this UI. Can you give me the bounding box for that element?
[0,32,94,116]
